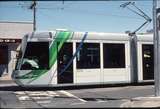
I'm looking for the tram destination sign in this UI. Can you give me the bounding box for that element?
[0,38,21,43]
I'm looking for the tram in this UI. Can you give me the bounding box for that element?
[11,30,153,86]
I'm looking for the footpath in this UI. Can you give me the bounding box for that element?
[121,96,160,107]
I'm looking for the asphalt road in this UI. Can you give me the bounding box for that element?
[0,84,156,108]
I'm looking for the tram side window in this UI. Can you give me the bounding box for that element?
[20,42,49,70]
[76,43,100,69]
[103,43,125,68]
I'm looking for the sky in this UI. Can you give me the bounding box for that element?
[0,0,153,33]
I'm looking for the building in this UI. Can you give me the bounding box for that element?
[0,21,33,79]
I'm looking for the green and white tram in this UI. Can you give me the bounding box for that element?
[12,30,153,86]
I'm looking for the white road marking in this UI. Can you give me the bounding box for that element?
[32,96,52,100]
[14,91,26,95]
[46,91,57,94]
[15,91,54,101]
[96,99,107,103]
[29,93,49,96]
[26,91,49,96]
[26,91,42,94]
[47,91,59,96]
[18,96,31,101]
[59,90,87,103]
[70,102,86,106]
[36,100,51,104]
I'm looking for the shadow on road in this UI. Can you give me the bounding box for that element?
[0,81,154,91]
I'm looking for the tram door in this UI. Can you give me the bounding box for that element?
[142,44,154,80]
[57,43,73,84]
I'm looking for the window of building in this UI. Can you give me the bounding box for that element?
[76,43,100,69]
[103,43,125,68]
[20,42,49,70]
[0,45,8,64]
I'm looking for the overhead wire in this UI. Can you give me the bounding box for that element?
[0,1,152,33]
[0,1,151,21]
[36,6,144,20]
[38,9,83,31]
[138,21,151,33]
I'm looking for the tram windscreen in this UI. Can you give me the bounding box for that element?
[20,42,49,70]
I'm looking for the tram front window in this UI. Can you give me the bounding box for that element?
[20,42,49,70]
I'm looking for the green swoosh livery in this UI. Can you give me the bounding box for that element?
[17,31,73,83]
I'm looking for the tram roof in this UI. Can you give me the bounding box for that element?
[26,30,153,42]
[137,33,153,42]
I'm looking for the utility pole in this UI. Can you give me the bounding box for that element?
[30,0,36,31]
[153,0,160,96]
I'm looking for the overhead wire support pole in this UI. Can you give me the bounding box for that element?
[120,2,152,27]
[133,21,148,34]
[126,6,150,21]
[153,0,160,97]
[30,0,36,31]
[120,2,148,21]
[132,3,152,21]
